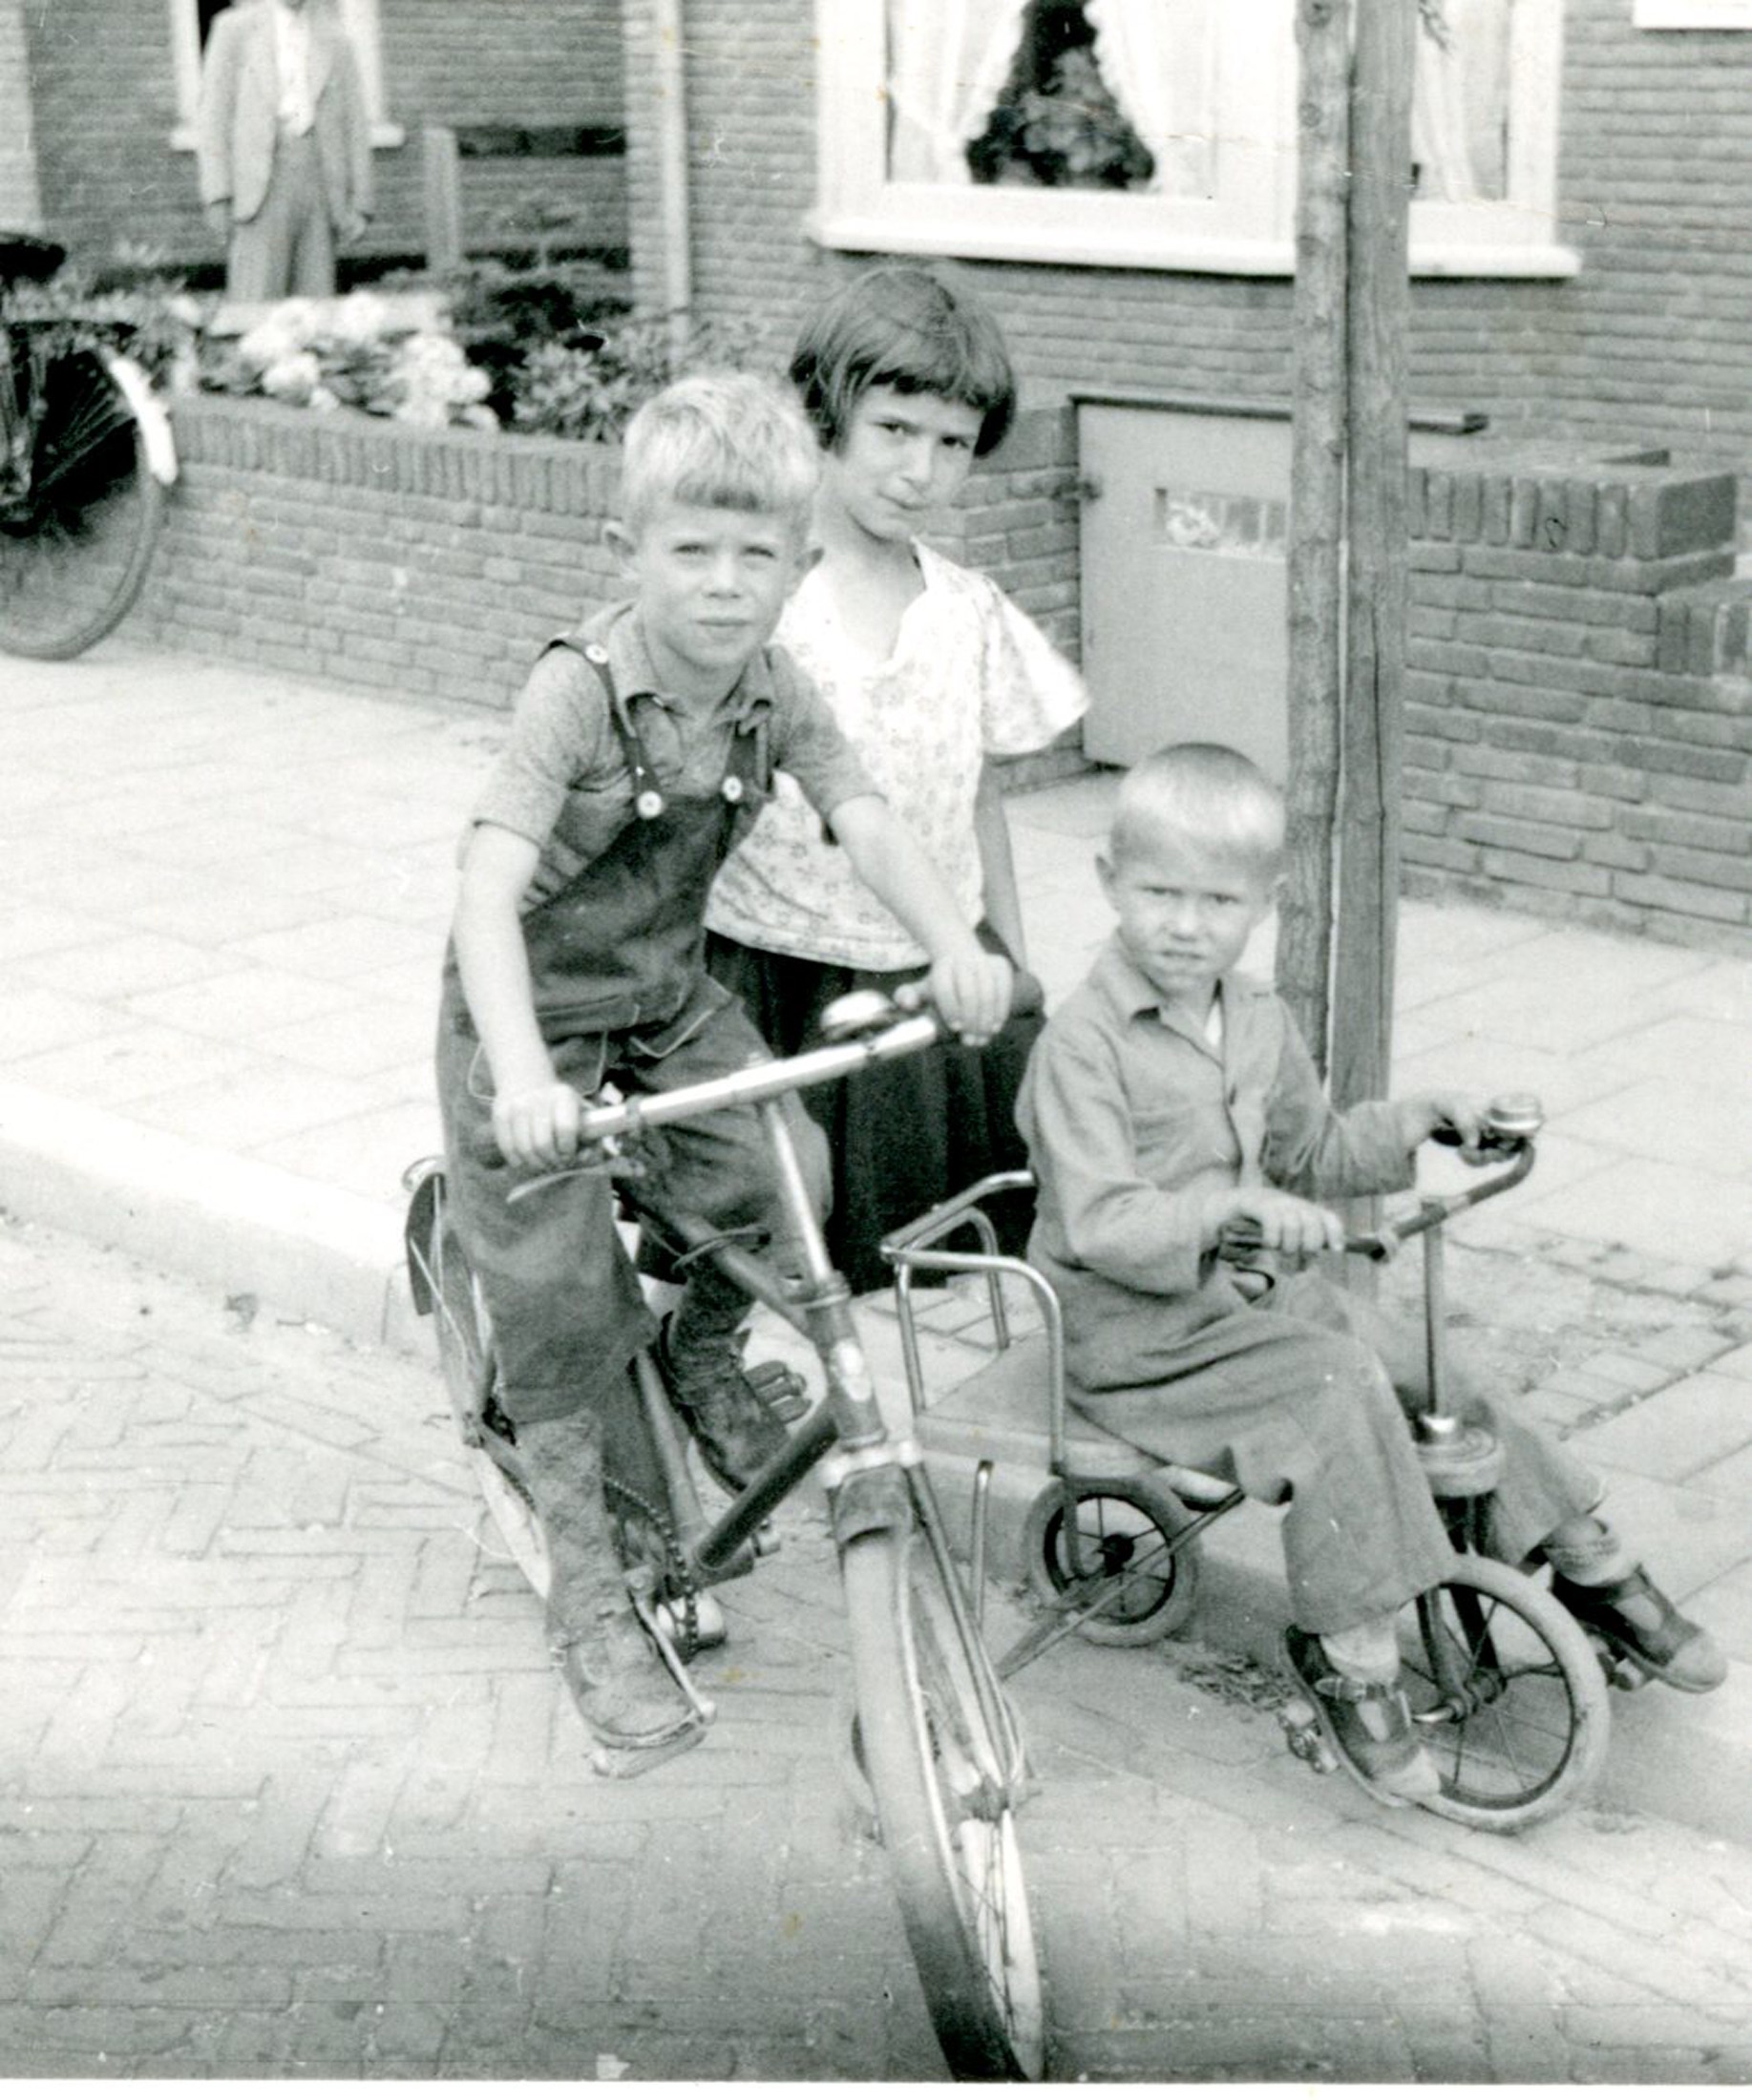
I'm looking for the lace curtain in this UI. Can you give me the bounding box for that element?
[1085,0,1214,196]
[1412,0,1513,201]
[886,0,1032,183]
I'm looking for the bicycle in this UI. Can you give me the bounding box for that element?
[404,992,1045,2082]
[882,1093,1615,1836]
[0,232,178,660]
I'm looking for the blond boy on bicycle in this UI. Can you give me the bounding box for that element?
[438,373,1010,1767]
[1019,743,1723,1806]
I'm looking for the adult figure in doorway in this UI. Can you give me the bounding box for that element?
[197,0,372,301]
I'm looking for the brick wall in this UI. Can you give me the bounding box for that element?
[0,0,44,233]
[1403,451,1752,953]
[129,395,1084,779]
[130,396,623,710]
[621,0,1752,472]
[22,0,624,271]
[129,399,1746,944]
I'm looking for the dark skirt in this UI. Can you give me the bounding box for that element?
[706,930,1041,1295]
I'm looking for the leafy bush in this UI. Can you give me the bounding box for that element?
[509,314,768,444]
[4,253,209,388]
[443,256,631,424]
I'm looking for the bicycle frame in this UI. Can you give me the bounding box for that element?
[519,1008,1025,1757]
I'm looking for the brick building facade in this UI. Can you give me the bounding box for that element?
[620,0,1752,469]
[11,0,625,269]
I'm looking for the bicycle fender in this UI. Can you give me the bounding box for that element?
[829,1462,911,1550]
[100,348,179,486]
[403,1164,443,1315]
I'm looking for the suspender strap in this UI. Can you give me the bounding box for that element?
[551,634,770,817]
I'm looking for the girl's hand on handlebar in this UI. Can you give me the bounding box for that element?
[492,1081,584,1170]
[899,945,1015,1046]
[1208,1188,1346,1261]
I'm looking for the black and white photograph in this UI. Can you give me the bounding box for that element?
[2,0,1750,2081]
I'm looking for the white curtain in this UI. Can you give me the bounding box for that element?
[886,0,1031,183]
[1086,0,1214,197]
[1412,0,1511,202]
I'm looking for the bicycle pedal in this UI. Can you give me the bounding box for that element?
[1592,1638,1649,1691]
[747,1359,811,1423]
[752,1519,782,1558]
[1279,1696,1339,1774]
[630,1584,719,1724]
[587,1719,707,1781]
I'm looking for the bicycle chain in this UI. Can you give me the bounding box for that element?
[603,1470,701,1657]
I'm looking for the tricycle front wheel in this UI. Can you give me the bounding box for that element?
[1402,1555,1610,1832]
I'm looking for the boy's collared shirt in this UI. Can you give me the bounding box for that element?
[1020,935,1414,1302]
[470,601,877,914]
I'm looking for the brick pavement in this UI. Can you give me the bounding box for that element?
[4,640,1752,2075]
[6,1212,1752,2082]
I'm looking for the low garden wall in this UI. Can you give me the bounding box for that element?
[1403,447,1751,955]
[132,393,1085,784]
[129,396,1750,950]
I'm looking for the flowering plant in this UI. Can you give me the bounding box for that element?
[201,291,496,430]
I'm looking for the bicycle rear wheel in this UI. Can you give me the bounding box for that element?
[0,343,163,659]
[841,1509,1045,2080]
[1401,1555,1610,1832]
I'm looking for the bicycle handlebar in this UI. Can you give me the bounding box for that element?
[477,976,1045,1168]
[1216,1117,1541,1267]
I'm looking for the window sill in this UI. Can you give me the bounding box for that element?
[1406,241,1580,279]
[809,208,1581,283]
[170,121,407,152]
[807,207,1298,276]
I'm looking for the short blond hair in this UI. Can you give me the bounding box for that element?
[618,371,820,536]
[1109,743,1286,877]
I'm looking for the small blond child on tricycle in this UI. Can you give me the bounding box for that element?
[1017,741,1724,1807]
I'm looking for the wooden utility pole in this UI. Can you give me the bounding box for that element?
[1282,0,1415,1111]
[1280,0,1351,1066]
[1330,0,1415,1114]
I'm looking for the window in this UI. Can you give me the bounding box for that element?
[167,0,403,149]
[810,0,1575,278]
[1634,0,1752,21]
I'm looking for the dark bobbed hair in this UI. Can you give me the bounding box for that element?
[789,264,1018,459]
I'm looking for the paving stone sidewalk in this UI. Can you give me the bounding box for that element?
[3,640,1752,2072]
[5,1216,1752,2082]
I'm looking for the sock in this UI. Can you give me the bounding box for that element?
[1319,1614,1402,1685]
[1541,1513,1636,1587]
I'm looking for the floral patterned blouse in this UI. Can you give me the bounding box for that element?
[706,541,1089,971]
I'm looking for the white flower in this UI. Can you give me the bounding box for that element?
[237,299,319,368]
[260,350,321,402]
[326,290,393,345]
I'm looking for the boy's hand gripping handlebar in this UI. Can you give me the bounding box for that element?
[1215,1093,1545,1266]
[475,976,1045,1176]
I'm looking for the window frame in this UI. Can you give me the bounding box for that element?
[1633,0,1752,22]
[808,0,1578,280]
[166,0,404,151]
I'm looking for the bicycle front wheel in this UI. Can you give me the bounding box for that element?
[841,1514,1045,2081]
[0,345,163,659]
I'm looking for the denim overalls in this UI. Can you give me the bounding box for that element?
[436,634,826,1426]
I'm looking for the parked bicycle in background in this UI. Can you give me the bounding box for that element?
[0,232,178,660]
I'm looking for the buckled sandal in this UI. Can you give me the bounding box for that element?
[1279,1626,1442,1807]
[1551,1567,1727,1694]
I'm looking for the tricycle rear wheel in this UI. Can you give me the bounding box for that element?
[1024,1480,1201,1647]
